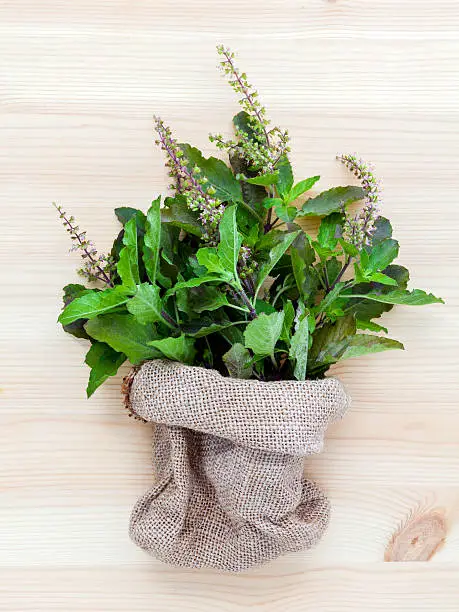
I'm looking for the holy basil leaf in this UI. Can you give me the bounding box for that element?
[58,286,131,326]
[176,285,228,314]
[223,343,253,379]
[367,238,399,273]
[308,314,356,372]
[317,212,343,251]
[117,216,140,290]
[85,342,126,398]
[263,197,283,210]
[288,176,320,203]
[339,239,359,257]
[356,319,388,334]
[233,111,262,143]
[218,205,242,282]
[274,202,298,223]
[61,284,93,339]
[325,257,342,286]
[255,299,277,315]
[244,311,284,357]
[183,315,237,338]
[167,275,227,296]
[299,185,365,217]
[339,334,404,360]
[126,283,163,325]
[367,272,398,286]
[345,288,444,306]
[229,152,266,220]
[290,316,309,381]
[371,216,392,245]
[196,247,233,281]
[115,207,146,231]
[148,334,196,364]
[345,264,410,322]
[180,144,242,203]
[143,197,161,284]
[161,195,203,237]
[276,156,294,198]
[85,314,161,364]
[255,230,300,298]
[280,300,295,342]
[241,172,278,186]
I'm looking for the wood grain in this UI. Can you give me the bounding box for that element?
[1,1,458,609]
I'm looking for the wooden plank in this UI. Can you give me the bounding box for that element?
[0,0,458,609]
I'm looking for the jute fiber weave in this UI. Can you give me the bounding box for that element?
[126,360,350,572]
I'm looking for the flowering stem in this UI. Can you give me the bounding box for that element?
[58,208,113,287]
[220,48,271,149]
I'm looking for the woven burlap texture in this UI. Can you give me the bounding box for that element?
[127,359,350,572]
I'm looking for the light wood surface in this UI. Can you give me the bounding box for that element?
[1,1,458,610]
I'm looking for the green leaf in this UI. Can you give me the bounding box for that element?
[325,257,342,286]
[339,239,359,257]
[126,283,163,325]
[255,299,277,315]
[299,185,365,217]
[255,230,300,299]
[290,316,309,381]
[274,202,298,223]
[241,172,278,186]
[61,284,93,339]
[217,205,242,282]
[371,216,392,245]
[263,197,283,210]
[367,238,399,272]
[316,282,347,319]
[356,319,388,334]
[244,311,284,357]
[117,216,140,290]
[176,285,229,314]
[196,247,233,281]
[58,286,131,326]
[280,300,295,342]
[115,207,146,230]
[161,195,203,237]
[233,111,262,143]
[345,264,410,322]
[229,152,266,220]
[288,176,320,203]
[85,314,161,364]
[180,144,242,203]
[340,334,404,360]
[143,197,161,284]
[345,288,444,306]
[367,272,398,286]
[223,343,253,379]
[183,315,238,338]
[276,156,294,198]
[290,232,316,299]
[148,334,196,364]
[85,342,126,398]
[167,275,226,296]
[308,315,356,373]
[317,212,343,251]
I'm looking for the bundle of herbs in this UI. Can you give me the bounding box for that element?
[55,46,443,397]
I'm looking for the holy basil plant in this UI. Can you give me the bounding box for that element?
[54,46,443,397]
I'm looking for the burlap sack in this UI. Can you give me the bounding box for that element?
[125,359,350,572]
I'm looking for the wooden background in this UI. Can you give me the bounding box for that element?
[1,1,458,609]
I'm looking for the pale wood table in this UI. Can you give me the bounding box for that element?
[1,1,458,610]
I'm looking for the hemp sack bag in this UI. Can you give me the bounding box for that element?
[124,359,350,572]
